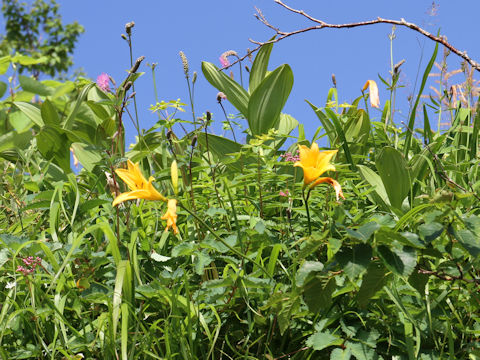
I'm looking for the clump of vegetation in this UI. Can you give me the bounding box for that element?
[1,2,480,359]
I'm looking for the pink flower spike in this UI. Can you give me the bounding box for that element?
[96,73,111,92]
[219,55,230,68]
[279,190,290,197]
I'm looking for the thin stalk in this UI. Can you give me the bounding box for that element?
[127,33,141,139]
[218,100,237,142]
[257,150,264,218]
[302,188,312,235]
[178,201,272,279]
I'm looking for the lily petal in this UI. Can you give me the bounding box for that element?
[310,177,345,201]
[363,80,380,108]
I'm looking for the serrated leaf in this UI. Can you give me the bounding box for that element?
[172,242,196,257]
[296,261,324,287]
[376,227,426,249]
[330,348,352,360]
[303,277,335,313]
[150,251,171,262]
[357,261,387,307]
[194,251,212,275]
[346,222,380,242]
[306,330,342,351]
[418,222,443,244]
[453,228,480,257]
[336,244,372,280]
[377,245,417,277]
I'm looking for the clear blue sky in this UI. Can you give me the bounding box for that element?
[4,1,480,147]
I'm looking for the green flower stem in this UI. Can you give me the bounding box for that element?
[302,188,312,235]
[178,201,272,279]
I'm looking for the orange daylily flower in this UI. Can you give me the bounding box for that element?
[294,143,344,200]
[363,80,380,108]
[112,160,167,206]
[161,199,178,234]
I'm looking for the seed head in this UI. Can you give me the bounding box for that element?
[179,51,189,77]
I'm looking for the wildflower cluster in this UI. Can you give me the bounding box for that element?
[280,150,300,162]
[96,73,111,92]
[16,256,42,276]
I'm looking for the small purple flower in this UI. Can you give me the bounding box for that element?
[96,73,111,92]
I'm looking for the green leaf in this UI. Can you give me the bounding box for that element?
[452,228,480,258]
[70,142,103,171]
[41,99,60,126]
[194,251,213,275]
[357,165,390,209]
[63,83,95,129]
[0,130,32,154]
[13,101,44,127]
[330,348,352,360]
[346,341,378,360]
[346,222,380,243]
[357,261,387,307]
[303,277,335,313]
[8,111,33,133]
[404,42,438,156]
[19,75,52,96]
[248,64,293,136]
[36,125,71,172]
[196,132,243,171]
[325,108,356,170]
[306,329,342,351]
[0,81,7,98]
[336,244,372,280]
[376,228,426,249]
[307,100,336,147]
[201,61,249,116]
[377,245,417,277]
[0,56,10,74]
[249,36,274,93]
[296,261,324,287]
[418,222,443,244]
[375,146,411,210]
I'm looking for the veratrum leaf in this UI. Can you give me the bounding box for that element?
[357,165,390,209]
[249,36,274,93]
[375,146,411,210]
[248,64,293,136]
[201,61,249,116]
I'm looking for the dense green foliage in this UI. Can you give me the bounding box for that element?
[1,28,480,360]
[0,0,84,78]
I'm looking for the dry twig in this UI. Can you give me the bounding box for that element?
[224,0,480,73]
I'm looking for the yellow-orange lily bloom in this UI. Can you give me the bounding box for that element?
[161,199,178,234]
[112,160,167,206]
[363,80,380,108]
[294,143,345,200]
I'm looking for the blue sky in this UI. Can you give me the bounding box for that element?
[4,1,480,147]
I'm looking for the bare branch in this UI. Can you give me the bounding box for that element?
[223,0,480,73]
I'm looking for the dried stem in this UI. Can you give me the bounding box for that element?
[223,0,480,73]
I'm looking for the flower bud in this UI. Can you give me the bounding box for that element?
[171,160,179,195]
